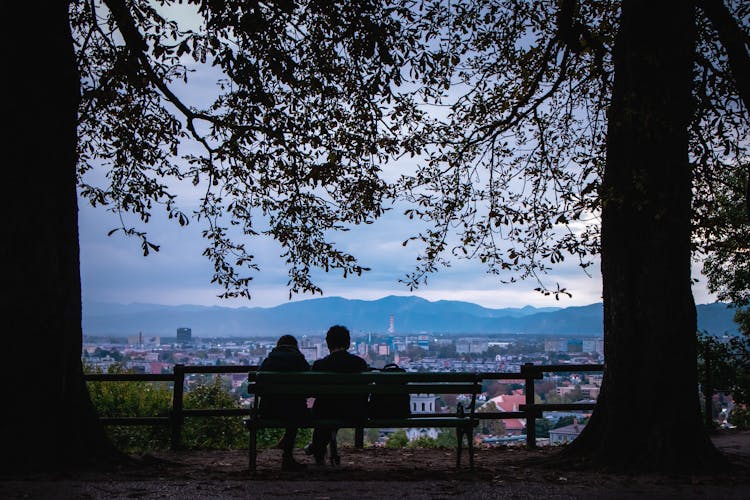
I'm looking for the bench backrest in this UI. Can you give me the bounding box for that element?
[247,371,482,413]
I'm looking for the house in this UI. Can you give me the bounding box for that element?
[482,394,528,436]
[549,420,585,445]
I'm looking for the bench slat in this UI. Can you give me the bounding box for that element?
[249,371,481,383]
[245,417,479,429]
[247,382,480,395]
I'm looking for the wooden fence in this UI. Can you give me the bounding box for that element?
[84,362,604,449]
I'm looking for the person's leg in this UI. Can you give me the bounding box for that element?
[329,428,340,465]
[281,427,305,470]
[282,427,298,456]
[309,427,330,465]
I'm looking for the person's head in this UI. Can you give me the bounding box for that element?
[325,325,350,351]
[276,335,298,348]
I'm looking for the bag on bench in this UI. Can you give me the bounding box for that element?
[368,363,411,419]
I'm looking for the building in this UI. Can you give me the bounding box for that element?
[405,394,439,441]
[549,420,585,445]
[300,344,324,362]
[582,339,596,353]
[176,327,192,344]
[456,338,489,354]
[544,340,568,353]
[483,394,527,435]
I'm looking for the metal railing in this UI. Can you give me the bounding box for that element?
[84,362,604,449]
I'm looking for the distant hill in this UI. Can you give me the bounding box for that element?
[82,295,741,337]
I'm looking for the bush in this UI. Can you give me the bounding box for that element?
[385,429,408,448]
[182,376,246,449]
[85,363,172,452]
[86,368,314,452]
[729,405,750,429]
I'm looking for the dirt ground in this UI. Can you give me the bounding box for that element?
[2,431,749,499]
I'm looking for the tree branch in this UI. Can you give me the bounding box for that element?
[102,0,262,150]
[699,0,750,113]
[698,0,750,218]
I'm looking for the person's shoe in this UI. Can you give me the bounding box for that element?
[304,443,326,465]
[281,455,307,471]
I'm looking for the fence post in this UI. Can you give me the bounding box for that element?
[523,363,537,449]
[171,364,185,450]
[703,344,713,429]
[355,427,364,448]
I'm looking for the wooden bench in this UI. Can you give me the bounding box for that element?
[244,371,482,471]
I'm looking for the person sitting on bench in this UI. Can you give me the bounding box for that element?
[306,325,368,465]
[258,334,310,471]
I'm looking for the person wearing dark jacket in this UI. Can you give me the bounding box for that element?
[258,335,310,470]
[307,325,368,465]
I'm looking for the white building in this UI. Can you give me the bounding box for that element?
[405,394,440,441]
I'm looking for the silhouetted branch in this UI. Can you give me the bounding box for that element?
[699,0,750,218]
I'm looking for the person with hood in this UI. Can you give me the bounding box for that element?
[258,334,310,470]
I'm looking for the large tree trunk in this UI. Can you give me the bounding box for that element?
[560,1,722,471]
[2,2,118,472]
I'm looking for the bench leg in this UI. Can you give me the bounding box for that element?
[467,425,474,470]
[355,427,364,448]
[455,427,463,468]
[249,427,257,472]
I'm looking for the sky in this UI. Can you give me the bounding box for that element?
[77,5,719,312]
[78,180,718,311]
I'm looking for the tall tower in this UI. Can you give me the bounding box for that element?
[176,327,192,344]
[388,315,395,334]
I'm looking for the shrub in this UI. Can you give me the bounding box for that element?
[85,363,172,452]
[385,429,408,448]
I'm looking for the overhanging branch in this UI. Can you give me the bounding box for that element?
[699,0,750,219]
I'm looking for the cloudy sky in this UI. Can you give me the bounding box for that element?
[78,184,717,310]
[77,5,718,311]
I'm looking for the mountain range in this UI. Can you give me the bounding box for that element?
[82,295,741,337]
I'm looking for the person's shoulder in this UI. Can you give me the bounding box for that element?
[344,352,368,369]
[296,354,311,370]
[354,354,368,369]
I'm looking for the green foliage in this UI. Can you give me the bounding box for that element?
[365,427,381,445]
[384,429,408,449]
[85,363,171,452]
[735,309,750,337]
[534,418,551,438]
[384,430,457,449]
[698,168,750,309]
[253,428,313,450]
[409,430,457,449]
[407,436,440,449]
[182,376,246,449]
[433,430,458,448]
[697,332,750,407]
[729,406,750,429]
[88,369,295,452]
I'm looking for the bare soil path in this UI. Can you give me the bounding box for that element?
[2,431,749,499]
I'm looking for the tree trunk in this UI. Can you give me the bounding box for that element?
[2,2,119,472]
[560,0,722,471]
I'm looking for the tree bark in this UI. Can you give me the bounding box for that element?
[2,2,119,471]
[559,0,723,471]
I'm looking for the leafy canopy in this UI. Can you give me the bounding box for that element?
[71,0,750,300]
[71,0,417,298]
